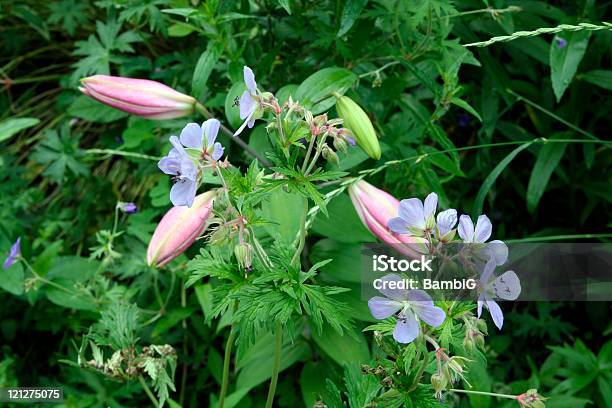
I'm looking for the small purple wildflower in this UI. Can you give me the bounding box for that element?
[234,66,260,136]
[477,259,521,330]
[120,202,138,214]
[458,214,508,265]
[555,37,567,49]
[436,208,457,241]
[368,274,446,343]
[388,193,438,237]
[3,237,21,270]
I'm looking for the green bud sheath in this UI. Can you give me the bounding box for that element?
[333,92,381,160]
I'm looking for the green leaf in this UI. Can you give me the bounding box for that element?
[0,118,40,143]
[311,324,370,366]
[277,0,291,14]
[300,362,333,408]
[550,31,591,102]
[526,140,567,213]
[260,189,306,244]
[168,22,196,37]
[472,142,533,217]
[579,69,612,91]
[295,68,357,114]
[311,193,375,243]
[192,41,223,100]
[68,95,128,123]
[225,81,246,129]
[450,97,482,122]
[337,0,368,37]
[309,239,363,284]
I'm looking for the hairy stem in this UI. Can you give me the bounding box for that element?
[450,388,518,400]
[265,321,283,408]
[290,199,309,267]
[138,375,159,407]
[218,327,237,408]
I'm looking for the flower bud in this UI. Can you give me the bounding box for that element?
[147,191,216,267]
[518,389,547,408]
[431,372,448,397]
[333,93,381,160]
[322,145,339,166]
[333,136,348,153]
[80,75,197,120]
[234,242,253,269]
[348,180,428,257]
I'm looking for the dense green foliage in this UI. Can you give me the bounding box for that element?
[0,1,611,407]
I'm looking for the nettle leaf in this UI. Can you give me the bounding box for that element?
[550,31,591,102]
[47,0,87,36]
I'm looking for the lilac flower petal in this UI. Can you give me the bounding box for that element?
[169,136,186,156]
[3,237,21,270]
[458,214,474,242]
[203,118,220,148]
[239,91,257,120]
[234,111,254,136]
[486,298,504,330]
[474,215,492,243]
[247,118,255,128]
[376,273,410,301]
[398,198,425,229]
[388,217,409,234]
[179,123,203,149]
[436,209,457,236]
[477,296,484,318]
[484,240,508,265]
[393,312,419,343]
[492,270,521,301]
[413,303,446,328]
[368,296,402,319]
[212,142,224,161]
[345,136,356,146]
[170,179,197,207]
[180,157,197,181]
[423,193,438,220]
[158,156,181,175]
[243,66,257,94]
[479,259,496,286]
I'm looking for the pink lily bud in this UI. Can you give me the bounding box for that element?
[80,75,197,119]
[348,180,427,257]
[147,191,216,267]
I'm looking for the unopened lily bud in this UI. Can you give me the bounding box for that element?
[234,242,253,269]
[80,75,196,119]
[147,191,216,267]
[349,180,428,257]
[322,145,339,166]
[333,92,381,160]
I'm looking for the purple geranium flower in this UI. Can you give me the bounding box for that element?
[3,237,21,270]
[388,192,438,237]
[158,136,198,207]
[458,214,508,265]
[180,119,224,161]
[234,66,260,136]
[368,274,446,343]
[477,259,521,330]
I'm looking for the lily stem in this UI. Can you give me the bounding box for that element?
[265,321,283,408]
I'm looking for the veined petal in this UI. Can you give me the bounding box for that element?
[486,298,504,330]
[169,136,186,156]
[212,142,224,161]
[203,118,220,147]
[413,303,446,328]
[243,66,257,94]
[179,123,203,149]
[376,273,410,301]
[158,156,181,175]
[170,179,197,207]
[239,91,257,120]
[458,214,474,242]
[474,215,492,243]
[388,217,409,234]
[485,240,508,265]
[436,209,457,236]
[233,111,254,136]
[368,296,402,319]
[393,312,420,343]
[423,192,438,220]
[398,198,425,229]
[477,295,484,318]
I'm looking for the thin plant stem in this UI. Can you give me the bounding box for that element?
[301,135,317,173]
[290,199,309,266]
[218,323,237,408]
[450,388,518,400]
[506,233,612,243]
[264,321,283,408]
[138,375,160,407]
[84,148,162,161]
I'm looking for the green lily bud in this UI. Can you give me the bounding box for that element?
[234,242,253,269]
[333,92,381,160]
